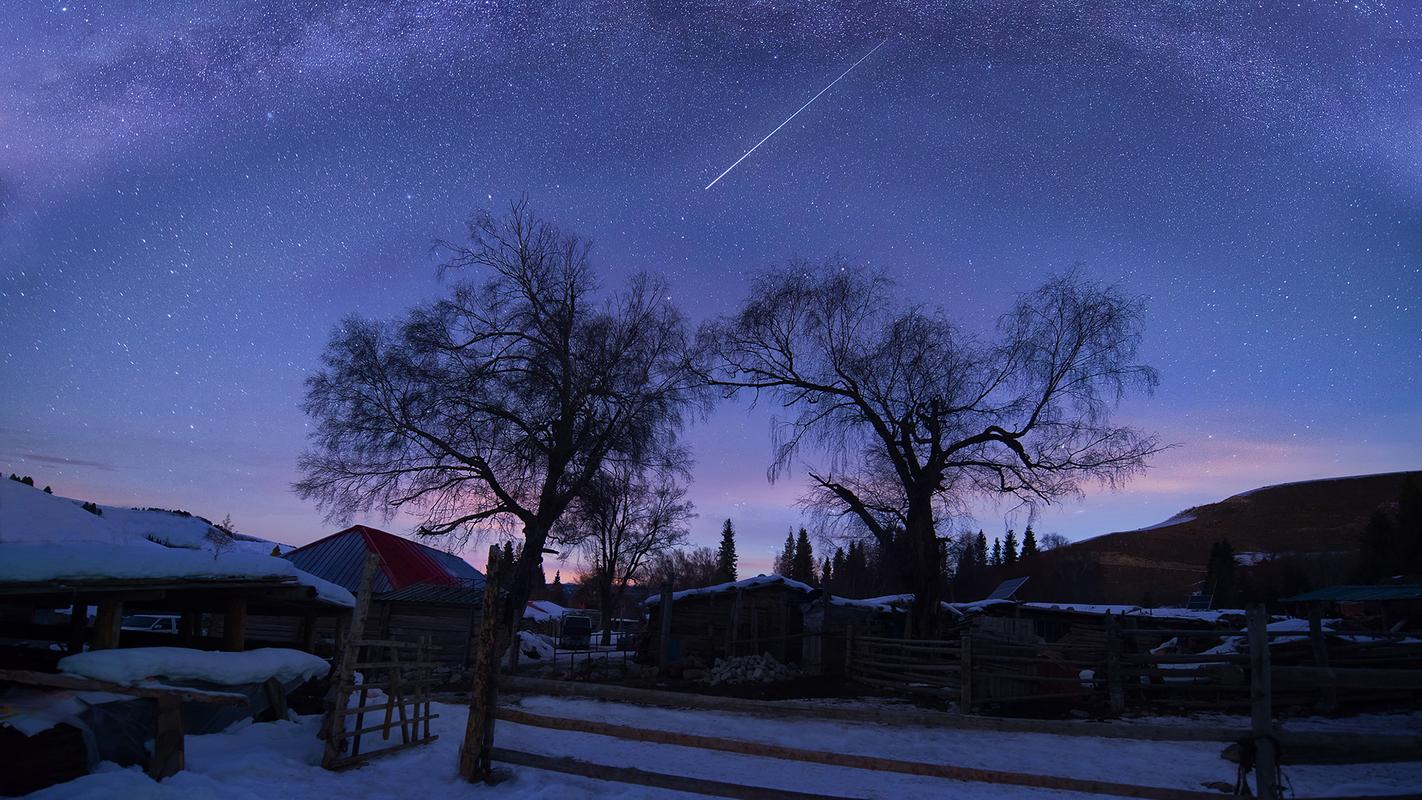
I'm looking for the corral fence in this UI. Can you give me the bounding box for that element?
[846,612,1422,716]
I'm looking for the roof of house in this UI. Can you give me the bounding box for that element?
[378,581,485,606]
[283,525,484,595]
[1284,584,1422,603]
[640,574,815,606]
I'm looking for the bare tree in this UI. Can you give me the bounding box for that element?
[296,200,706,640]
[701,262,1163,633]
[568,463,694,645]
[642,546,721,592]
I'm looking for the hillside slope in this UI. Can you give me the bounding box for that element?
[1016,471,1419,604]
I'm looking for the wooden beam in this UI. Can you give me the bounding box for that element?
[223,596,248,652]
[92,599,123,650]
[321,554,377,770]
[67,600,87,655]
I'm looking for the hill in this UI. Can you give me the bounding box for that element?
[1008,471,1420,605]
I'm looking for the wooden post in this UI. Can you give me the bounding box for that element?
[1308,605,1336,711]
[1248,605,1277,800]
[299,612,317,652]
[960,628,973,713]
[148,695,185,778]
[1105,612,1125,715]
[223,597,248,652]
[657,581,673,676]
[459,545,503,782]
[321,554,378,770]
[92,599,123,650]
[67,600,87,654]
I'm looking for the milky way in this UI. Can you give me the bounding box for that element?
[2,2,1419,570]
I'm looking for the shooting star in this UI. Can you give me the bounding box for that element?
[704,37,890,190]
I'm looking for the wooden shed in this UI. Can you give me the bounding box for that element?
[642,575,814,666]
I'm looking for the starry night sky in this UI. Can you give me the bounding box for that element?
[2,2,1419,573]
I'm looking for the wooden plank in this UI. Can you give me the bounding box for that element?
[325,735,440,771]
[1271,666,1422,691]
[67,600,87,654]
[492,748,860,800]
[494,709,1229,800]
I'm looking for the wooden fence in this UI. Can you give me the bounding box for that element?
[846,613,1422,717]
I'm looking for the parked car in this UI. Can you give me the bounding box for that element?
[559,614,592,650]
[120,614,180,633]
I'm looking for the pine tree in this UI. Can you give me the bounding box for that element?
[776,530,795,576]
[1021,526,1039,559]
[1204,539,1236,606]
[975,530,989,571]
[21,476,33,486]
[792,528,815,585]
[990,537,1002,567]
[716,519,739,582]
[551,571,564,602]
[270,545,281,557]
[831,547,847,595]
[43,485,53,494]
[954,537,977,599]
[821,556,833,590]
[1003,529,1019,566]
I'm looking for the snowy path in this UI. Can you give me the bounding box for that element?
[27,696,1422,799]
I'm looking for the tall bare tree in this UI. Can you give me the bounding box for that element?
[296,200,706,640]
[568,463,693,645]
[701,262,1163,633]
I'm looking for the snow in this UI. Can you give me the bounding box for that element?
[513,631,555,661]
[21,692,1422,799]
[59,647,330,687]
[1133,511,1197,531]
[523,600,571,622]
[0,542,354,607]
[641,573,815,605]
[0,478,287,555]
[1020,602,1246,624]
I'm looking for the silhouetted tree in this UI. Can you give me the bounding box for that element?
[643,546,720,591]
[792,527,816,585]
[700,265,1164,632]
[975,531,989,571]
[1021,526,1038,559]
[43,485,53,494]
[1205,539,1236,607]
[821,556,833,589]
[775,530,795,576]
[1039,531,1071,550]
[296,200,707,646]
[716,519,738,582]
[990,537,1003,567]
[568,462,693,644]
[1003,529,1019,566]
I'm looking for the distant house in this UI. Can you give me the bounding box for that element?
[642,575,815,667]
[282,526,485,666]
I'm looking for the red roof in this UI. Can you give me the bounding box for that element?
[284,524,476,593]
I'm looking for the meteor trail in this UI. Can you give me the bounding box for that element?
[704,37,889,190]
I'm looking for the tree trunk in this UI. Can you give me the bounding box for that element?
[599,582,614,647]
[904,498,942,638]
[501,523,551,661]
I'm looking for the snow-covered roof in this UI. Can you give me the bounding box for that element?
[1020,602,1245,624]
[59,646,330,686]
[826,594,1014,617]
[0,479,352,606]
[640,574,814,606]
[0,542,355,607]
[524,600,572,621]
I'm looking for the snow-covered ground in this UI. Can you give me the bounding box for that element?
[24,694,1422,799]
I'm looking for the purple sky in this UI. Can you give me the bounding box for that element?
[2,2,1419,575]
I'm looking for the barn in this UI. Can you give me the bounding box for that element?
[280,525,485,667]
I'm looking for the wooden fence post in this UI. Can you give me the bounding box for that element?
[960,628,973,714]
[459,546,503,782]
[726,588,743,658]
[658,581,673,676]
[93,599,123,650]
[1248,605,1277,799]
[1105,612,1125,715]
[1308,605,1336,712]
[321,554,377,769]
[223,597,248,652]
[844,623,856,678]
